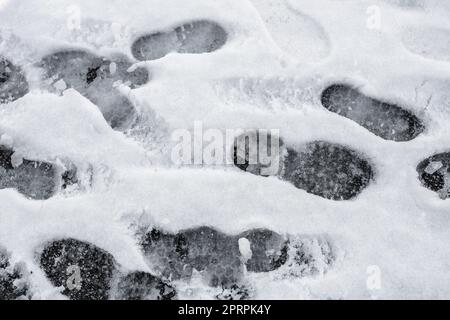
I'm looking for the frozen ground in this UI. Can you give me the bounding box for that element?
[1,0,450,300]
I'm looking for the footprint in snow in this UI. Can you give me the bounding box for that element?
[417,152,450,199]
[140,226,335,300]
[141,226,244,290]
[249,0,331,62]
[39,238,176,300]
[131,20,227,61]
[233,131,374,200]
[321,84,424,142]
[0,56,29,104]
[0,246,30,300]
[402,27,450,62]
[0,146,77,200]
[39,49,149,131]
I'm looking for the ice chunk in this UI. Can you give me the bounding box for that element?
[238,238,252,263]
[53,79,67,91]
[424,161,443,175]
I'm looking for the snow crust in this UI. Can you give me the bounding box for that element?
[1,0,450,299]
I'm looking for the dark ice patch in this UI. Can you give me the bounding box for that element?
[132,20,227,61]
[321,84,424,141]
[0,57,29,104]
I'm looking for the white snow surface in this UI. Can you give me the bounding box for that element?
[1,0,450,299]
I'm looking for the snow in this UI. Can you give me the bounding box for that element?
[1,0,450,299]
[424,161,443,175]
[238,238,253,262]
